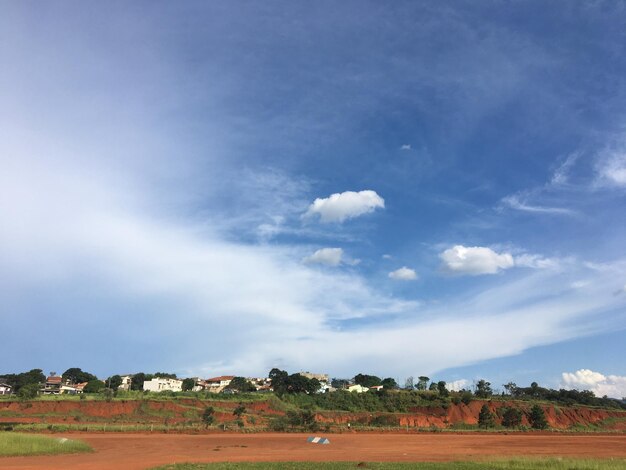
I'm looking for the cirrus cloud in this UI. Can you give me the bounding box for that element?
[440,245,514,275]
[304,190,384,223]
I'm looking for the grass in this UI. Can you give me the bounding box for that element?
[0,432,92,457]
[151,460,626,470]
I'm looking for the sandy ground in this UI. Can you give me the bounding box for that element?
[2,432,626,469]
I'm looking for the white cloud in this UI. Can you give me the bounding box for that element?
[303,248,344,266]
[446,379,470,391]
[501,194,575,215]
[388,267,418,281]
[400,144,411,151]
[514,254,560,270]
[596,151,626,187]
[440,245,514,275]
[304,190,384,223]
[382,254,392,259]
[561,369,626,399]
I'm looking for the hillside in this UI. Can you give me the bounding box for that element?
[1,397,625,433]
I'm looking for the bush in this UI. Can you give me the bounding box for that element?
[478,404,495,429]
[17,383,39,400]
[529,404,548,429]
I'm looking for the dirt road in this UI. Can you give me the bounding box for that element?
[2,432,626,469]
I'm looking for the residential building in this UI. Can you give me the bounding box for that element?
[143,377,183,393]
[42,375,62,395]
[0,383,12,395]
[118,375,133,391]
[205,376,235,393]
[347,384,369,393]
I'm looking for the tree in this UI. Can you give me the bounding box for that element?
[353,374,382,388]
[503,382,518,396]
[417,376,430,390]
[428,382,438,391]
[62,368,97,385]
[202,406,215,427]
[381,378,398,389]
[153,372,177,379]
[474,379,493,398]
[478,404,495,428]
[529,404,548,429]
[460,391,473,405]
[182,378,195,391]
[130,373,146,391]
[233,404,246,418]
[269,368,289,395]
[437,381,449,397]
[332,378,349,389]
[107,375,123,390]
[17,382,39,400]
[226,377,256,392]
[83,380,105,393]
[501,407,523,427]
[404,376,414,390]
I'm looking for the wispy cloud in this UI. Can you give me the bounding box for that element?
[501,194,576,216]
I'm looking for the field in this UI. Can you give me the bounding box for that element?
[0,432,91,457]
[1,432,625,469]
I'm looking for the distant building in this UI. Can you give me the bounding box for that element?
[300,372,329,384]
[42,376,62,395]
[118,375,133,391]
[347,384,369,393]
[0,383,12,395]
[205,376,235,393]
[143,377,183,393]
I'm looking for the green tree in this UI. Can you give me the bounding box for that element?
[130,373,146,391]
[460,391,473,405]
[83,380,105,393]
[226,376,256,392]
[269,368,289,396]
[529,404,548,429]
[202,406,215,427]
[428,382,438,391]
[107,375,122,390]
[381,378,398,389]
[404,376,414,390]
[182,378,195,391]
[437,381,449,397]
[474,379,493,398]
[503,382,518,396]
[62,368,97,385]
[353,374,382,388]
[153,372,177,379]
[478,404,495,428]
[331,378,349,389]
[17,382,40,400]
[233,404,246,418]
[417,376,430,390]
[501,407,523,427]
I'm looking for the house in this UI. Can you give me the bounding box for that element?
[300,372,330,384]
[0,383,12,395]
[143,377,183,393]
[347,384,369,393]
[60,384,80,394]
[205,376,235,393]
[118,375,133,391]
[369,385,384,391]
[42,375,63,395]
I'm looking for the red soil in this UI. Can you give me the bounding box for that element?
[1,432,626,469]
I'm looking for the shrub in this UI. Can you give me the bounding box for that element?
[501,407,523,427]
[478,404,495,429]
[529,404,548,429]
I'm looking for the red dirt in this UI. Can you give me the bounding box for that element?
[1,432,626,469]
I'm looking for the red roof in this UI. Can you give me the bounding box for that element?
[206,376,235,382]
[47,376,62,384]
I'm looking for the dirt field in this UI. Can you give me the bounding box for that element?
[1,432,626,469]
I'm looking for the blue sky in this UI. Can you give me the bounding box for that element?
[1,1,626,397]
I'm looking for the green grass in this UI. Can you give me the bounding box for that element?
[151,460,626,470]
[0,432,92,457]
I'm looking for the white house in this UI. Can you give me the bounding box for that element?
[0,383,12,395]
[347,384,369,393]
[205,376,235,393]
[118,375,133,391]
[143,377,183,393]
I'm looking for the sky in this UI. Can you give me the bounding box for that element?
[1,1,626,398]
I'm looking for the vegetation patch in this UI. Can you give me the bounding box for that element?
[0,432,92,456]
[151,459,626,470]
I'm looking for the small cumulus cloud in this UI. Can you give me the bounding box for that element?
[303,247,359,267]
[439,245,514,275]
[382,254,392,259]
[304,190,384,223]
[388,267,418,281]
[561,369,626,399]
[400,144,412,151]
[446,379,470,392]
